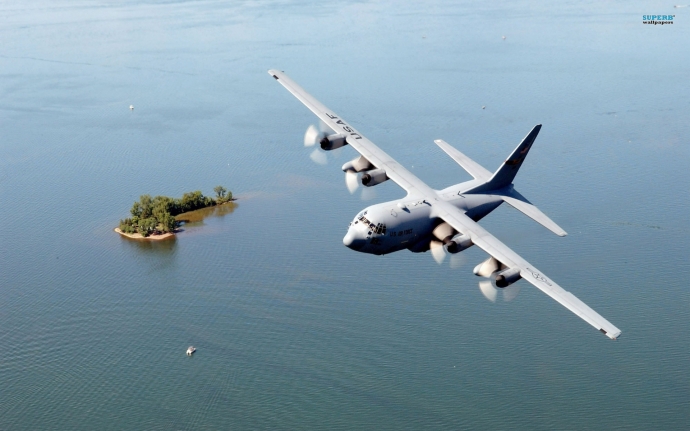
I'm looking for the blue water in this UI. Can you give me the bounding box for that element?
[1,1,689,429]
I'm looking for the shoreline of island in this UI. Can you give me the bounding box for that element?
[114,227,177,241]
[116,187,235,240]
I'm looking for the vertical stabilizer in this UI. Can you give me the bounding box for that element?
[488,124,541,189]
[466,125,541,193]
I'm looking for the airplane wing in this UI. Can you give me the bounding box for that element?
[269,69,436,198]
[269,69,621,340]
[435,201,621,339]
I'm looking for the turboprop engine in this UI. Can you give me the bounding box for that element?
[493,267,522,287]
[473,256,522,287]
[342,156,380,196]
[429,223,474,264]
[361,168,388,187]
[445,233,473,254]
[320,133,347,150]
[304,125,348,165]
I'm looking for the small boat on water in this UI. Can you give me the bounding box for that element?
[186,346,196,356]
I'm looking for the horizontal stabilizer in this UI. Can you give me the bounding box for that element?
[434,139,491,181]
[502,189,567,237]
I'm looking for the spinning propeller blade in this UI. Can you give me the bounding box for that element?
[479,281,498,303]
[304,124,321,147]
[305,123,371,200]
[304,122,340,165]
[430,240,447,265]
[346,170,376,200]
[309,149,328,165]
[345,171,360,194]
[449,253,466,269]
[360,187,377,201]
[478,280,521,303]
[502,283,521,302]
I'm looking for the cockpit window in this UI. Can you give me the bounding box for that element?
[356,213,386,236]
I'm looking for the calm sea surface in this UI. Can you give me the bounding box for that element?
[1,1,688,429]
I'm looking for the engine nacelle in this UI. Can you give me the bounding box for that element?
[342,155,373,173]
[361,168,388,187]
[493,267,522,288]
[445,233,473,254]
[320,133,347,150]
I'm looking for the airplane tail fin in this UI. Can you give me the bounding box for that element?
[437,125,565,236]
[435,124,540,186]
[485,124,541,190]
[463,124,541,194]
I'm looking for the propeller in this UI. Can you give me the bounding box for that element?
[344,171,378,200]
[502,283,521,302]
[360,186,377,201]
[304,121,344,165]
[430,223,457,265]
[478,281,498,303]
[430,240,446,265]
[304,121,333,165]
[309,149,328,165]
[305,124,372,199]
[345,171,360,194]
[429,242,468,268]
[303,124,323,147]
[449,253,466,269]
[478,280,522,303]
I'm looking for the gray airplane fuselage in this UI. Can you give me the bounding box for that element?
[343,179,504,255]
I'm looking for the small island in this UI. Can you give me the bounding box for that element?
[116,186,233,240]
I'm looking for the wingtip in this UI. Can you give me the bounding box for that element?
[601,328,622,340]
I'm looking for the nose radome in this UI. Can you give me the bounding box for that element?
[343,230,366,250]
[343,232,354,246]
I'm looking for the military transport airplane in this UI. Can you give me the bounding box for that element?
[269,69,621,340]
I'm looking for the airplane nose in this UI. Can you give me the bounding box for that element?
[343,230,366,250]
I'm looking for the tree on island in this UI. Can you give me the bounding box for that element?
[214,185,232,204]
[119,186,232,237]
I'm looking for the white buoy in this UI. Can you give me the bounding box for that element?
[502,35,506,40]
[129,105,134,111]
